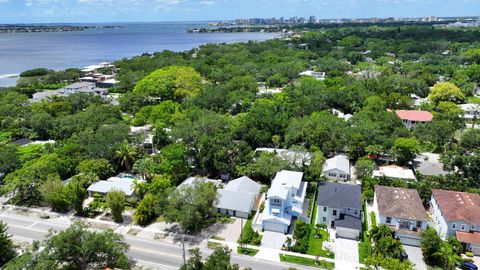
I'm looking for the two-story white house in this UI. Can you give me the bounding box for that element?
[316,182,362,239]
[261,170,309,233]
[373,185,428,246]
[322,154,350,182]
[431,189,480,255]
[460,103,480,128]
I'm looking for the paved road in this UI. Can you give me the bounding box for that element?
[0,212,317,270]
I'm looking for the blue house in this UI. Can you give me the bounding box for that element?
[261,170,309,233]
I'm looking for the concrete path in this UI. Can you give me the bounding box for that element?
[261,231,287,249]
[208,238,366,269]
[2,204,367,270]
[334,238,359,264]
[403,245,427,270]
[215,217,243,243]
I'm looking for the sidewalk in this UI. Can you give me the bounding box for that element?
[3,205,366,269]
[208,238,366,269]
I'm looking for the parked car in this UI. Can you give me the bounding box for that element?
[400,251,408,262]
[461,261,478,270]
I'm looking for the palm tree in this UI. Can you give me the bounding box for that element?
[433,243,460,270]
[132,157,154,181]
[285,237,292,251]
[115,141,137,172]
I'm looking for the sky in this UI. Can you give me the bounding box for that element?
[0,0,479,24]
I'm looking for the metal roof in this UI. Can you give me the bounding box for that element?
[323,154,350,175]
[215,189,257,213]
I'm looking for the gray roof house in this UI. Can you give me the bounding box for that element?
[322,154,350,181]
[87,176,144,197]
[316,182,362,239]
[413,153,447,176]
[215,176,262,219]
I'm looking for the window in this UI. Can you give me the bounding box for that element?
[386,217,392,224]
[333,210,337,216]
[322,217,327,222]
[461,224,466,230]
[323,206,327,212]
[399,220,411,230]
[328,173,337,177]
[271,198,282,207]
[354,210,358,215]
[452,223,456,229]
[339,174,346,178]
[416,221,422,228]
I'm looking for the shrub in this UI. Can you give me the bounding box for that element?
[466,251,474,257]
[238,220,262,246]
[134,194,158,225]
[106,189,126,223]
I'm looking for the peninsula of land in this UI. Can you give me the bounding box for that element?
[0,24,117,34]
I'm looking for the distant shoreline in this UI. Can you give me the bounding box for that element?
[187,26,285,34]
[0,25,118,34]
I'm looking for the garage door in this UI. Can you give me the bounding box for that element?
[471,246,480,256]
[264,222,286,233]
[336,228,359,240]
[399,236,420,247]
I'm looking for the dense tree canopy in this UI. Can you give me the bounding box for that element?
[4,222,129,270]
[133,66,203,101]
[1,27,480,266]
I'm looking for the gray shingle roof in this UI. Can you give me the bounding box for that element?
[336,214,362,231]
[317,182,361,210]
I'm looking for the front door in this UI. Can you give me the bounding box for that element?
[233,210,236,216]
[331,221,335,228]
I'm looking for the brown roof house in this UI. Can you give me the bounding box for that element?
[431,189,480,255]
[373,185,428,246]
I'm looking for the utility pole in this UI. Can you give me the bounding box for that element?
[181,233,186,266]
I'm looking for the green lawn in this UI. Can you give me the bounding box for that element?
[306,202,335,258]
[238,216,263,246]
[207,241,224,249]
[370,212,377,228]
[358,233,371,264]
[211,235,225,241]
[468,96,480,104]
[307,229,333,258]
[427,266,445,270]
[237,247,259,256]
[280,254,335,270]
[358,202,372,264]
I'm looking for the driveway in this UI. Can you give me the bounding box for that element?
[334,237,359,264]
[403,245,427,270]
[213,218,243,243]
[261,231,287,250]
